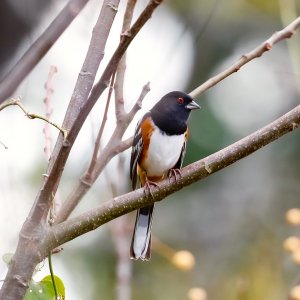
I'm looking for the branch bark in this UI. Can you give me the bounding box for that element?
[43,104,300,254]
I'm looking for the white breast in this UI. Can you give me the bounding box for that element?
[142,125,185,177]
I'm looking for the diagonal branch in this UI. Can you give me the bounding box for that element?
[189,16,300,98]
[86,71,117,179]
[0,0,90,104]
[43,104,300,253]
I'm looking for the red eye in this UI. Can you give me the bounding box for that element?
[177,97,184,104]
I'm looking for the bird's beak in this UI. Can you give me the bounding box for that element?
[186,100,201,110]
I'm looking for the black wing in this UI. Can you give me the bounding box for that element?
[130,113,150,190]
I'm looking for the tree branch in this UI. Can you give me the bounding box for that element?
[43,104,300,253]
[189,16,300,98]
[114,0,138,121]
[86,71,116,179]
[0,0,90,104]
[0,97,67,139]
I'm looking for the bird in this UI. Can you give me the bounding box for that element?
[129,91,200,260]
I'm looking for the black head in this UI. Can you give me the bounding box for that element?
[150,91,200,135]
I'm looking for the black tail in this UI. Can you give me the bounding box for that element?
[130,204,155,260]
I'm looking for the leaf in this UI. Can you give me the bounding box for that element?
[24,275,65,300]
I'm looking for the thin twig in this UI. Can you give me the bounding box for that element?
[189,16,300,98]
[127,82,151,119]
[115,0,138,121]
[45,104,300,251]
[86,71,116,178]
[0,140,8,149]
[0,98,68,139]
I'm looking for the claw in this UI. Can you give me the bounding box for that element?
[144,179,159,199]
[168,168,183,183]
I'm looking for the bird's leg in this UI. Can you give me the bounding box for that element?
[168,168,183,183]
[143,177,159,199]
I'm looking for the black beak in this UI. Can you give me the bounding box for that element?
[186,100,201,110]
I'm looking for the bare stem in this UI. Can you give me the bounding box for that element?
[86,71,116,178]
[48,253,58,299]
[115,0,138,121]
[0,140,8,149]
[0,97,68,139]
[127,82,151,119]
[189,16,300,99]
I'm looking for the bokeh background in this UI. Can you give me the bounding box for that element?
[1,0,300,299]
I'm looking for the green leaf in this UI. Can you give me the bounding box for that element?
[24,275,65,300]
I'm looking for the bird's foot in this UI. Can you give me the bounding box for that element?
[144,180,159,199]
[168,168,182,183]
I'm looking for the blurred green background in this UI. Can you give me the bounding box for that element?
[1,0,300,299]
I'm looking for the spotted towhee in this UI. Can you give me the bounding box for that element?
[130,91,200,260]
